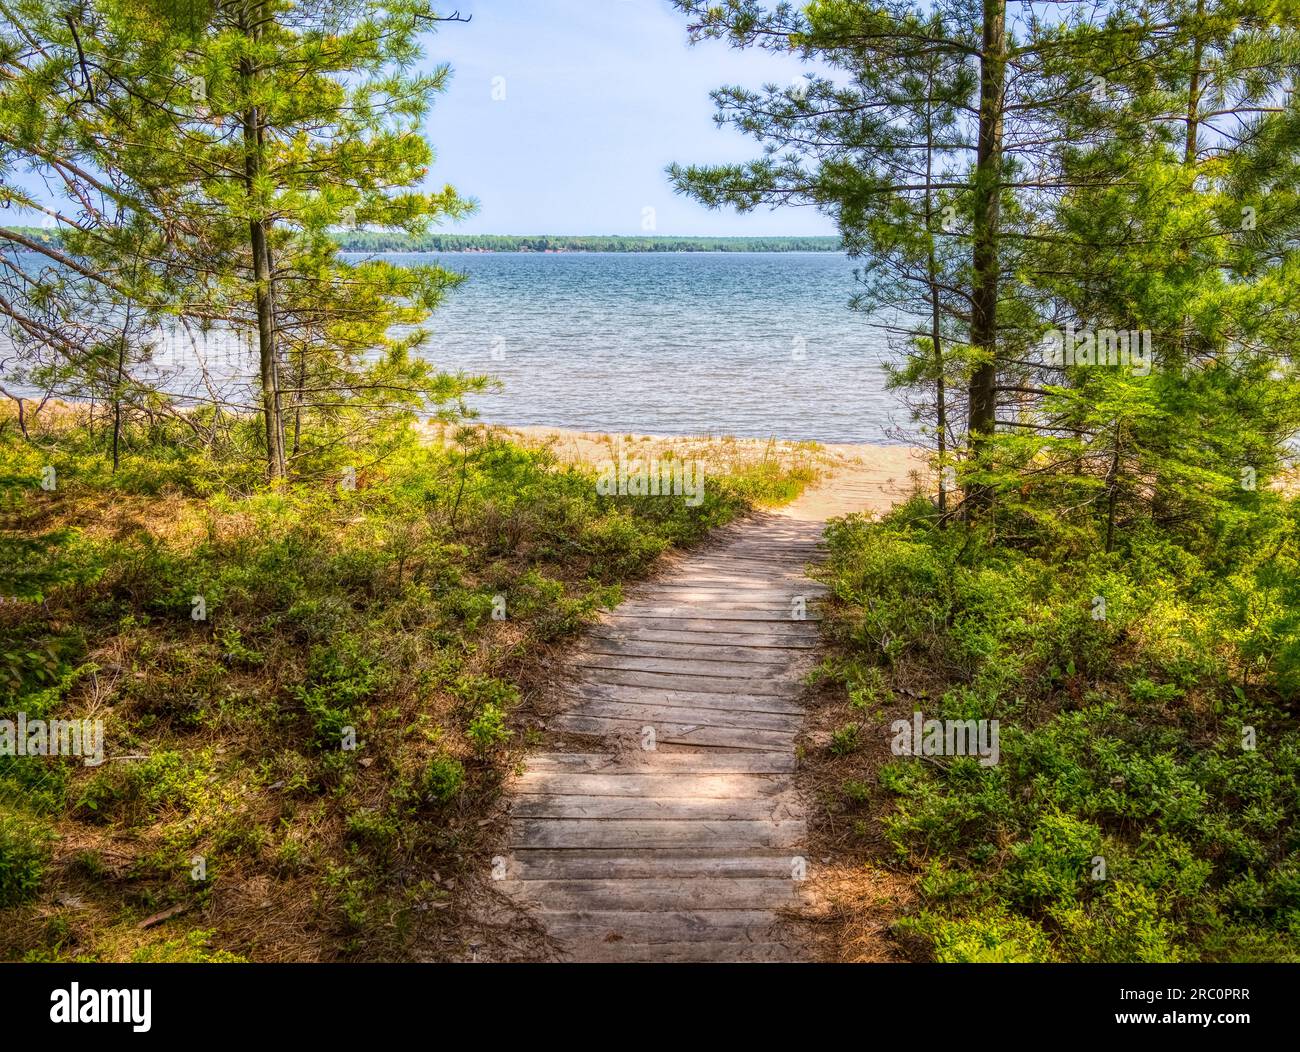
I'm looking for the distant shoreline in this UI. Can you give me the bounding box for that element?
[342,247,842,255]
[5,227,843,254]
[334,233,843,254]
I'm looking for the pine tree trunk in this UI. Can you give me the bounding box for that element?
[111,294,133,474]
[249,211,286,481]
[924,66,948,523]
[966,0,1006,511]
[111,354,123,473]
[240,11,286,483]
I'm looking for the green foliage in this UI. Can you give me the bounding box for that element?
[422,755,465,804]
[466,703,512,755]
[1,0,482,480]
[293,637,381,750]
[0,810,52,907]
[842,779,872,804]
[897,907,1057,964]
[829,722,861,756]
[0,414,812,960]
[130,929,247,964]
[1049,881,1186,964]
[821,492,1300,962]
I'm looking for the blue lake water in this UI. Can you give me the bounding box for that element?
[388,252,903,444]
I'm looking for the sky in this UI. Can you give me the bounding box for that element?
[416,0,836,236]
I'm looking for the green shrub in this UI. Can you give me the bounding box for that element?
[467,703,512,754]
[829,722,860,756]
[822,495,1300,963]
[1004,811,1100,907]
[423,755,465,804]
[293,636,380,748]
[0,811,53,907]
[1050,881,1186,963]
[897,907,1057,963]
[130,929,247,963]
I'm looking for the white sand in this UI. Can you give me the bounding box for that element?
[425,421,929,520]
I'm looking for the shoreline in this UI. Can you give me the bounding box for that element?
[431,419,919,462]
[9,400,930,508]
[338,248,844,255]
[434,421,929,519]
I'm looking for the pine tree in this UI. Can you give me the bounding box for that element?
[1011,0,1300,550]
[667,0,1146,515]
[1,0,479,479]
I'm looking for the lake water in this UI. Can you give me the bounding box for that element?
[393,252,903,444]
[6,251,906,444]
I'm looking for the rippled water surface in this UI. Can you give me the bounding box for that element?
[394,252,903,443]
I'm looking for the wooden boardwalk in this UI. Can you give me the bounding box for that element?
[499,454,910,962]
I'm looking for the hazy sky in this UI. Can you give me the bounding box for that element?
[420,0,836,236]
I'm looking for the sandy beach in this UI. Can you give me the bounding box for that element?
[427,421,930,520]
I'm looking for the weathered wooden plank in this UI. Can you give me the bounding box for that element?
[629,587,819,599]
[497,878,810,911]
[580,637,797,664]
[508,851,800,879]
[521,751,795,774]
[680,579,818,587]
[558,940,801,963]
[589,627,819,648]
[670,562,810,576]
[510,794,797,821]
[509,818,806,850]
[611,605,821,620]
[573,667,793,697]
[573,652,802,678]
[708,547,821,559]
[564,699,801,733]
[605,618,822,635]
[567,681,804,715]
[548,714,794,750]
[537,908,785,942]
[513,771,789,799]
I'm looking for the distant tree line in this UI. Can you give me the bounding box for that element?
[5,227,842,255]
[334,232,843,252]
